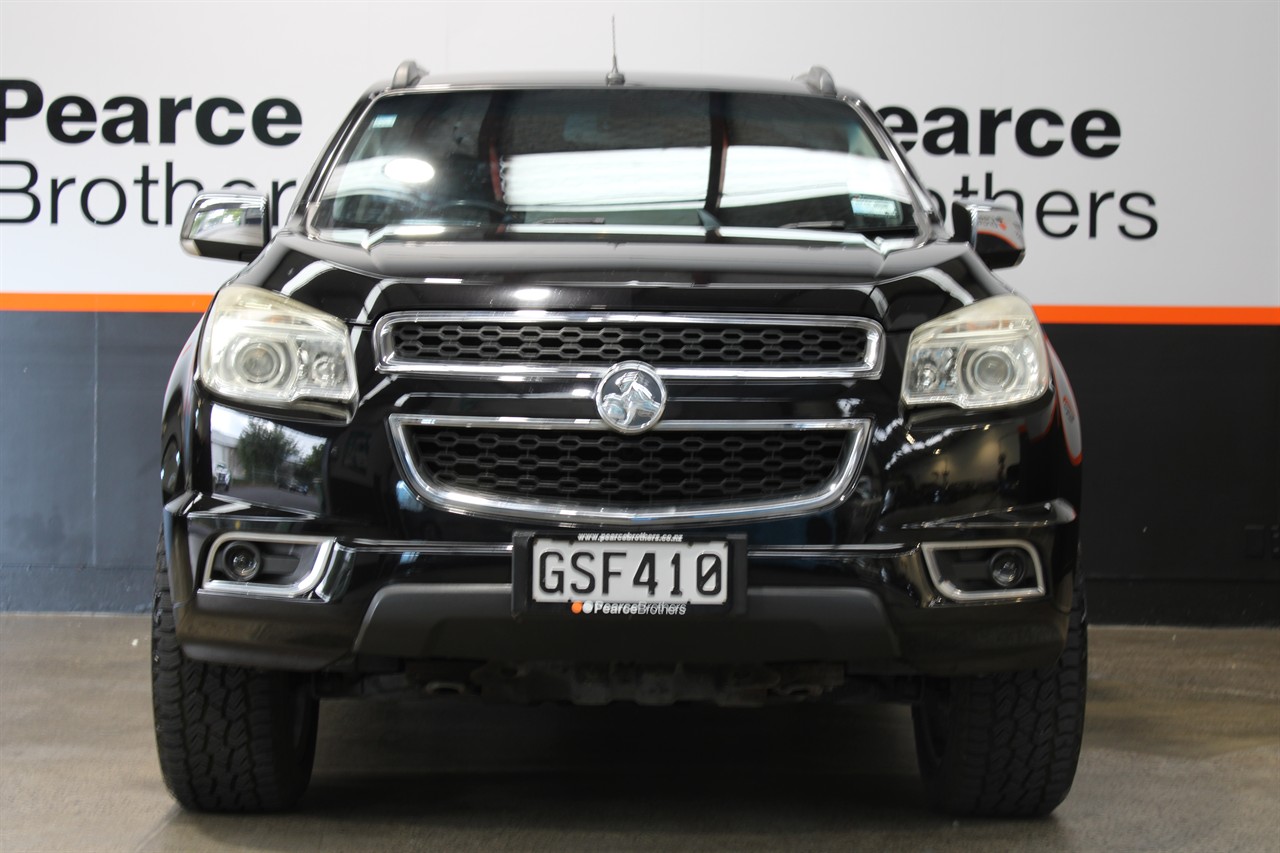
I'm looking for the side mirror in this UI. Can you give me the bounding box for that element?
[180,192,270,262]
[951,201,1025,269]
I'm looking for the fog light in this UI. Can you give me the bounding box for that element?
[989,549,1028,588]
[224,542,262,581]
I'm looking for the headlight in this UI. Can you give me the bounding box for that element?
[901,294,1048,409]
[199,285,357,407]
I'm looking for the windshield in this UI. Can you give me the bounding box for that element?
[308,89,920,247]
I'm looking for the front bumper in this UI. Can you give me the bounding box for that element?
[164,494,1077,678]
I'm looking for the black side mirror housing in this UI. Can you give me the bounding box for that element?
[180,193,270,262]
[952,201,1026,269]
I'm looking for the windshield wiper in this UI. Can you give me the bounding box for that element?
[779,220,847,231]
[535,217,607,225]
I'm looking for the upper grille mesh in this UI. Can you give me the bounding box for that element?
[387,320,870,366]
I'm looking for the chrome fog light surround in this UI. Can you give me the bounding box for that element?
[922,540,1046,603]
[202,533,337,599]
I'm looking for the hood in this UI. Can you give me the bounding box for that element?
[231,232,1003,332]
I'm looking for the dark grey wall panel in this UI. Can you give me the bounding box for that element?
[0,313,98,566]
[0,311,196,613]
[1046,324,1279,595]
[93,313,199,566]
[0,565,152,612]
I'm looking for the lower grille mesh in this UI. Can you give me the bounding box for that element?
[406,427,849,506]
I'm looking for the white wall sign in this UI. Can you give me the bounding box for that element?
[2,0,1276,318]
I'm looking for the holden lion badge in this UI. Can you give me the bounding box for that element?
[595,362,667,433]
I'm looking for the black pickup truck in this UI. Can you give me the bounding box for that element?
[155,62,1085,816]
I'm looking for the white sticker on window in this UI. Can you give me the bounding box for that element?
[850,197,898,217]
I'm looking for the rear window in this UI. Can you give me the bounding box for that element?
[309,89,919,247]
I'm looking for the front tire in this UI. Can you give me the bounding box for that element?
[912,573,1087,817]
[151,532,318,811]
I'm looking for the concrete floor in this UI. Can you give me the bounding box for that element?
[1,615,1277,852]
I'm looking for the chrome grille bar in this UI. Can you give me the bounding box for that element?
[388,415,872,526]
[374,311,884,380]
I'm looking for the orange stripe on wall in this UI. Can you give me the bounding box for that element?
[1035,305,1280,326]
[0,293,1278,325]
[0,293,213,313]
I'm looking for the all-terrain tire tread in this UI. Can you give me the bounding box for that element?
[915,572,1088,817]
[151,533,316,811]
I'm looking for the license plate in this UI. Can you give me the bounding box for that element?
[515,533,737,616]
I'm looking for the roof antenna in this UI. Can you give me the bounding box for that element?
[606,16,625,85]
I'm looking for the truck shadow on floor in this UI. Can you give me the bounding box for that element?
[147,700,1075,851]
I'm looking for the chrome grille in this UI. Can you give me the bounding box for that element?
[374,312,883,378]
[388,416,872,525]
[410,428,846,505]
[394,322,866,365]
